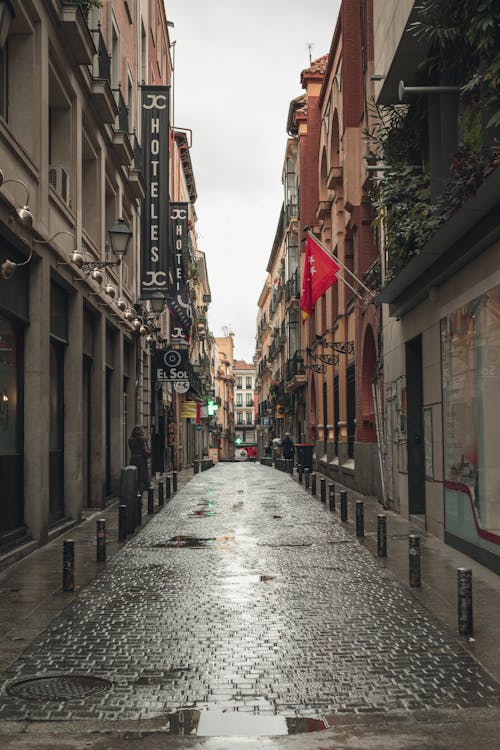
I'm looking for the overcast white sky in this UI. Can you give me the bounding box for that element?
[166,0,341,362]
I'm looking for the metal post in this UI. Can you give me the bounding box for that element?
[328,483,335,512]
[118,504,127,541]
[289,459,294,474]
[63,539,75,592]
[304,468,310,489]
[298,465,303,483]
[148,486,154,514]
[409,535,421,587]
[457,568,473,636]
[320,478,326,504]
[311,473,316,496]
[193,460,199,474]
[340,490,348,522]
[165,476,171,501]
[136,491,142,527]
[158,480,164,507]
[173,471,178,493]
[377,514,387,557]
[355,501,364,538]
[96,519,106,562]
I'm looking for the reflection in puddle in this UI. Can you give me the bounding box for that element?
[153,534,235,549]
[165,709,328,736]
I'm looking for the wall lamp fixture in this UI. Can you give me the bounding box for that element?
[73,217,132,274]
[0,168,34,279]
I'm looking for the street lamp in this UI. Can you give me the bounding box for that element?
[148,293,166,315]
[77,217,132,274]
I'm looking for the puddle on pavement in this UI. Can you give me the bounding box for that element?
[153,534,235,549]
[165,709,328,736]
[222,574,276,584]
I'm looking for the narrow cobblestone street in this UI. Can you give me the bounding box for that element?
[1,463,500,747]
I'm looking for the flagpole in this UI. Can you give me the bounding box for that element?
[306,230,375,297]
[337,272,365,301]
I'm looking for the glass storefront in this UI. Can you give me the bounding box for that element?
[0,313,24,546]
[441,283,500,562]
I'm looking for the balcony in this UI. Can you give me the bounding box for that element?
[284,203,299,227]
[285,270,299,303]
[111,91,133,164]
[127,136,146,200]
[60,2,95,65]
[316,200,332,221]
[326,166,343,190]
[89,28,118,124]
[285,351,306,392]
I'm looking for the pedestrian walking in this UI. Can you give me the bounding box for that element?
[281,432,294,462]
[128,425,151,494]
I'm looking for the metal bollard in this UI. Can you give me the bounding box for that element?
[328,483,335,512]
[355,501,364,537]
[305,468,310,489]
[298,465,303,483]
[409,535,421,587]
[165,476,171,501]
[136,491,142,527]
[158,480,164,507]
[340,490,348,522]
[148,486,154,515]
[457,568,473,636]
[311,473,316,496]
[377,514,387,557]
[118,504,127,541]
[173,471,178,493]
[320,478,326,504]
[193,461,199,474]
[63,539,75,592]
[289,460,294,474]
[96,519,106,562]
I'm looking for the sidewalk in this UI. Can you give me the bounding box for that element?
[287,462,500,683]
[0,467,194,673]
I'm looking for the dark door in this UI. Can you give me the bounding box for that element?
[346,364,356,459]
[82,356,92,506]
[105,366,112,500]
[334,375,339,456]
[322,381,328,455]
[49,340,65,525]
[406,335,426,515]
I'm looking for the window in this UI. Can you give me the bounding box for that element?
[237,412,243,425]
[442,285,500,559]
[246,411,253,425]
[236,376,242,389]
[246,376,252,389]
[235,393,242,407]
[246,394,253,407]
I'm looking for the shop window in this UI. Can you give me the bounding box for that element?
[442,284,500,554]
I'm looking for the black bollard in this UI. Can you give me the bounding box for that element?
[409,535,421,587]
[320,478,326,504]
[377,514,387,557]
[165,476,171,501]
[311,473,317,496]
[355,501,364,538]
[289,460,294,475]
[136,491,142,527]
[148,486,154,514]
[63,539,75,592]
[118,504,127,541]
[304,468,310,489]
[96,519,106,562]
[298,465,303,483]
[457,568,473,636]
[340,490,348,522]
[173,471,178,493]
[193,461,199,474]
[158,480,164,507]
[328,483,335,512]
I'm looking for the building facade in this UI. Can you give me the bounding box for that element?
[372,0,500,572]
[233,359,256,451]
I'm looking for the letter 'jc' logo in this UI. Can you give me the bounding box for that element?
[143,94,168,110]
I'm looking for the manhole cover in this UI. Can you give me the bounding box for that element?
[7,674,112,702]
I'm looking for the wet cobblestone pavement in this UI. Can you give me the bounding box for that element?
[1,462,499,726]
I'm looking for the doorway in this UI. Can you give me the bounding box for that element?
[405,335,426,515]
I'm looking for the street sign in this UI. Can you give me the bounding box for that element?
[195,424,202,431]
[155,348,189,382]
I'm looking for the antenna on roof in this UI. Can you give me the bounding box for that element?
[307,43,313,64]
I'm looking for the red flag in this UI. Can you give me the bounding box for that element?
[300,235,340,320]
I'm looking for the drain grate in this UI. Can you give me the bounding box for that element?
[7,674,112,702]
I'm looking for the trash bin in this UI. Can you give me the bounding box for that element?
[120,465,138,534]
[295,443,314,471]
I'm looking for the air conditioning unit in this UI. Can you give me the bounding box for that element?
[48,165,69,205]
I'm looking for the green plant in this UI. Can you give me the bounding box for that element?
[410,0,500,127]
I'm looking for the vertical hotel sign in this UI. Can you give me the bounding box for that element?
[140,86,170,299]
